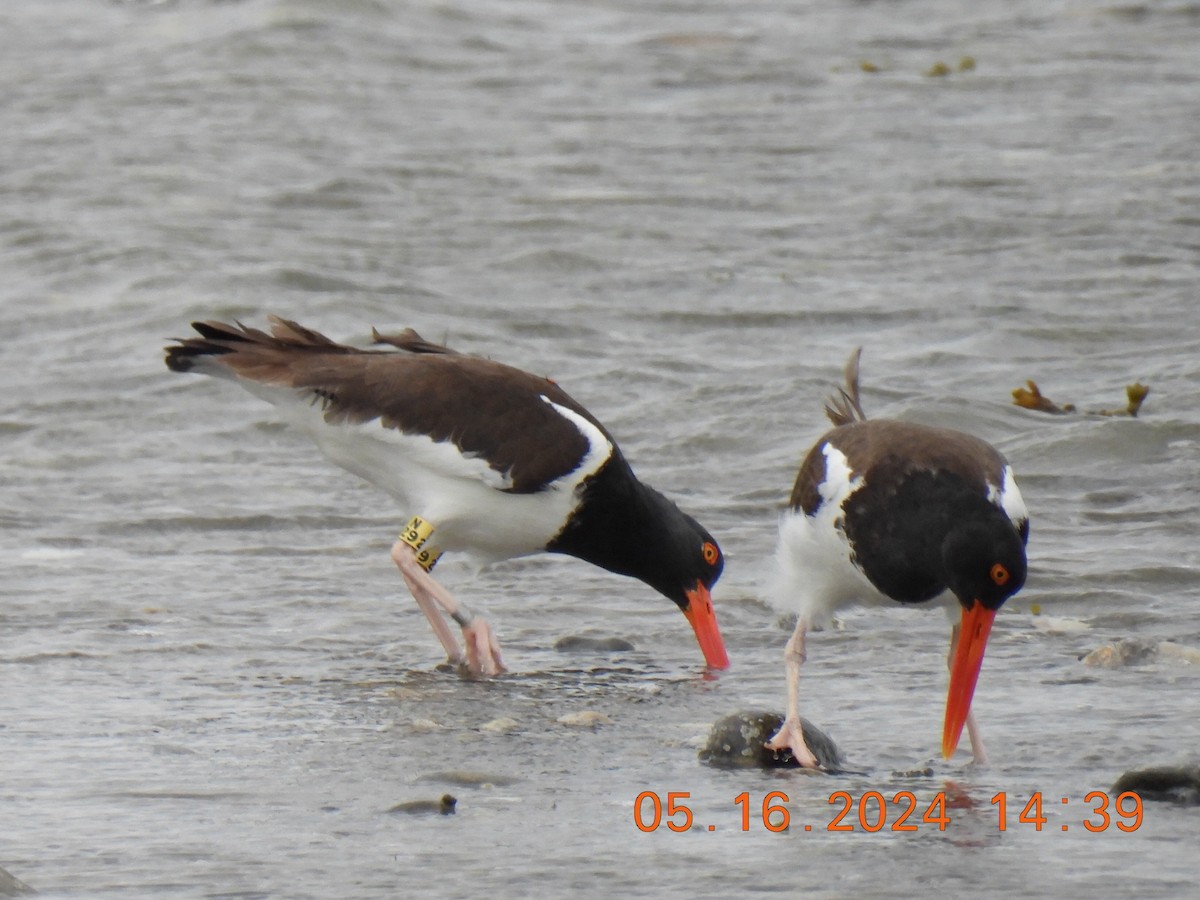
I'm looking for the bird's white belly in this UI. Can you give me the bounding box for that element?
[769,509,880,624]
[768,442,958,626]
[259,385,610,564]
[769,509,957,625]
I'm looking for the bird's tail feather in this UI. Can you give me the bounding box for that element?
[823,347,866,426]
[164,316,353,375]
[370,327,458,355]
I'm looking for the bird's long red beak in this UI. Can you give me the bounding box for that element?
[942,601,996,759]
[683,583,729,670]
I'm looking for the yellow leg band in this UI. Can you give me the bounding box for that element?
[399,515,443,572]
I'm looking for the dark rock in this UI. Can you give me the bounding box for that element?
[699,710,845,772]
[387,794,457,815]
[893,766,935,778]
[553,635,636,653]
[1112,766,1200,805]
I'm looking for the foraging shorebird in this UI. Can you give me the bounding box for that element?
[164,317,728,676]
[767,349,1028,767]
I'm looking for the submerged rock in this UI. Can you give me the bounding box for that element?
[1030,615,1091,635]
[480,716,521,734]
[0,865,35,896]
[1082,639,1200,668]
[553,635,636,653]
[699,710,844,772]
[416,770,522,788]
[1112,766,1200,806]
[557,710,614,728]
[387,794,457,816]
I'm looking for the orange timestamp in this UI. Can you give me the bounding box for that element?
[633,790,1144,834]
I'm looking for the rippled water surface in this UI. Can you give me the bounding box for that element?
[3,0,1199,897]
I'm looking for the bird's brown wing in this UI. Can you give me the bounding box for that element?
[166,317,611,493]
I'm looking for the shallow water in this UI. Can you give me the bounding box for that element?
[2,0,1199,896]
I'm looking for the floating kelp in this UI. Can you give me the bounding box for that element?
[1012,380,1148,417]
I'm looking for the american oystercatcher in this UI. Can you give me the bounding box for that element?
[164,317,728,676]
[766,349,1028,767]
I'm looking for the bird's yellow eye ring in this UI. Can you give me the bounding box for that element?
[701,541,719,565]
[990,563,1010,586]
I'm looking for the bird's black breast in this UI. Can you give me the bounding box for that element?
[841,467,995,605]
[790,421,1014,605]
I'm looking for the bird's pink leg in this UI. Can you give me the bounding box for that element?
[948,623,989,765]
[765,618,821,768]
[391,541,464,664]
[390,540,505,677]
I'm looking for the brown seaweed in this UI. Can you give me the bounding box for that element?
[1012,380,1149,417]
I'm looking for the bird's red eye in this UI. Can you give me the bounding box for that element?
[990,563,1010,586]
[701,541,719,566]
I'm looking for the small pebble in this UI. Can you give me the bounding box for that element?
[409,718,445,733]
[1083,639,1158,667]
[1031,615,1091,634]
[1159,642,1200,663]
[387,794,457,816]
[553,635,636,653]
[480,717,521,734]
[557,710,614,728]
[416,770,522,787]
[1082,639,1200,668]
[894,766,935,778]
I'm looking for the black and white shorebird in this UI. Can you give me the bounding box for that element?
[766,349,1028,767]
[164,317,728,676]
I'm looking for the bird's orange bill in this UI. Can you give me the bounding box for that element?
[683,583,730,670]
[942,602,997,759]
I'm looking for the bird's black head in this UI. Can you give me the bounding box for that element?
[642,509,728,671]
[656,520,723,604]
[547,470,728,669]
[611,494,723,605]
[941,515,1028,613]
[940,509,1028,761]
